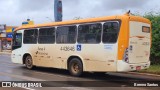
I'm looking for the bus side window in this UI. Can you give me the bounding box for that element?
[56,26,77,44]
[38,27,55,44]
[103,22,119,43]
[78,23,102,44]
[23,29,38,44]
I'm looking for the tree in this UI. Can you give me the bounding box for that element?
[143,12,160,65]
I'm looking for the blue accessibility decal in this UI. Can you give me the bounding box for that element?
[77,45,82,51]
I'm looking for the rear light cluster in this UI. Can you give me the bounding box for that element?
[123,48,129,63]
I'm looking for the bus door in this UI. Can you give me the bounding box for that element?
[128,21,151,64]
[12,31,23,64]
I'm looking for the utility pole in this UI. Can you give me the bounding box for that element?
[54,0,63,22]
[0,24,6,52]
[0,39,2,52]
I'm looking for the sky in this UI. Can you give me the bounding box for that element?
[0,0,159,26]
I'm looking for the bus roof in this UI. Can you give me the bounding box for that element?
[15,14,151,32]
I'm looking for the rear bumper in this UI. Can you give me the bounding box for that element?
[117,60,150,72]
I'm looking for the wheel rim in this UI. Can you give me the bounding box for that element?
[71,62,80,74]
[26,56,32,69]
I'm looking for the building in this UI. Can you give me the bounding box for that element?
[6,26,17,41]
[22,19,34,26]
[0,19,34,51]
[0,26,17,50]
[0,24,6,51]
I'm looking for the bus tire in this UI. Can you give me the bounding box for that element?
[25,55,34,70]
[69,58,83,77]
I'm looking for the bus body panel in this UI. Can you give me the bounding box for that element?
[129,21,151,64]
[79,44,117,72]
[117,21,151,71]
[55,43,118,72]
[12,48,23,64]
[117,60,150,72]
[24,44,55,67]
[12,44,118,72]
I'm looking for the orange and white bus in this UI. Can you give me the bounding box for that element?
[11,13,151,76]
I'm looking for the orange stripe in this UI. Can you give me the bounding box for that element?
[130,36,150,39]
[117,15,129,60]
[130,36,145,38]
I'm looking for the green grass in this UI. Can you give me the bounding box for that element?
[139,65,160,75]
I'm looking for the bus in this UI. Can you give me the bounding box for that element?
[11,13,151,76]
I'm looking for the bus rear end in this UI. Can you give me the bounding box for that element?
[117,16,151,72]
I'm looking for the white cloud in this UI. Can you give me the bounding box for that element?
[0,0,159,26]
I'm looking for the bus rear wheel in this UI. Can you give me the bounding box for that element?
[69,58,83,77]
[25,55,34,70]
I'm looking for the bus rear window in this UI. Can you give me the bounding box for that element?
[142,26,150,33]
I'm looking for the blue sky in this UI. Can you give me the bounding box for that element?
[0,0,159,26]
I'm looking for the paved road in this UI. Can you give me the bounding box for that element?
[0,54,160,90]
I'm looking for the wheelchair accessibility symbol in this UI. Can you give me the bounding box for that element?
[77,45,82,51]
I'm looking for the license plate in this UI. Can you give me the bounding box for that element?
[136,66,141,70]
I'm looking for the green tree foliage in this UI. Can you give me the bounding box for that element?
[143,12,160,65]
